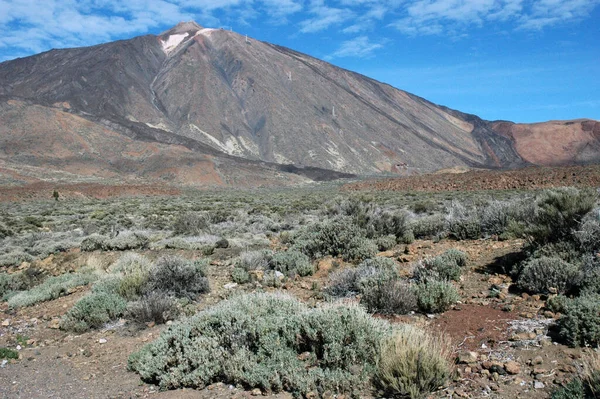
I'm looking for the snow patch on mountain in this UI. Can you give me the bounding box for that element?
[161,33,189,54]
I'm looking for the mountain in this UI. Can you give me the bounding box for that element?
[0,21,597,186]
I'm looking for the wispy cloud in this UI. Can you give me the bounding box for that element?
[299,0,354,33]
[0,0,303,57]
[326,35,384,59]
[389,0,599,35]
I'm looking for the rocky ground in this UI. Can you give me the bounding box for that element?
[344,165,600,192]
[0,237,586,399]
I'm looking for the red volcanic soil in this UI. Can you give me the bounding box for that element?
[344,165,600,192]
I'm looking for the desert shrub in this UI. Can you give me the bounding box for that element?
[292,218,377,262]
[525,241,583,266]
[376,235,397,251]
[363,280,418,315]
[479,200,514,236]
[375,326,453,399]
[8,271,98,308]
[105,232,149,251]
[556,294,600,347]
[172,212,210,235]
[0,251,35,267]
[0,222,13,239]
[527,188,597,244]
[546,294,572,314]
[235,250,272,271]
[127,292,179,325]
[326,258,414,314]
[92,276,123,295]
[516,256,580,294]
[410,215,446,239]
[327,198,410,240]
[117,272,148,301]
[325,268,359,298]
[551,379,585,399]
[81,234,108,251]
[575,211,600,254]
[416,280,459,313]
[109,253,151,275]
[0,272,29,299]
[146,256,210,299]
[446,202,481,240]
[61,291,127,333]
[0,347,19,360]
[261,270,285,287]
[411,200,439,215]
[128,293,389,396]
[551,351,600,398]
[270,250,314,277]
[231,267,251,284]
[413,249,467,283]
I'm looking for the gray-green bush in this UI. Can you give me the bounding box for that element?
[416,280,459,313]
[146,256,210,299]
[61,291,127,332]
[129,293,389,395]
[516,256,580,294]
[556,294,600,347]
[8,271,97,308]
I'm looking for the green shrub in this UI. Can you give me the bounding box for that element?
[261,270,284,287]
[516,257,580,294]
[127,292,179,325]
[231,267,251,284]
[416,280,459,313]
[413,249,467,283]
[411,200,439,215]
[8,271,97,308]
[410,215,446,239]
[375,326,453,399]
[0,272,28,300]
[173,212,210,235]
[376,235,397,251]
[292,218,377,262]
[547,294,572,314]
[128,293,389,396]
[446,202,481,240]
[527,188,597,244]
[147,256,210,299]
[118,272,148,301]
[235,250,272,271]
[575,212,600,254]
[551,379,585,399]
[109,253,151,275]
[556,294,600,347]
[61,292,127,333]
[362,280,417,315]
[270,250,314,277]
[0,347,19,359]
[106,232,149,251]
[81,234,108,251]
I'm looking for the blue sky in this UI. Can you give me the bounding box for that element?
[0,0,598,123]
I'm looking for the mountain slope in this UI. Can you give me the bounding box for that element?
[0,21,597,185]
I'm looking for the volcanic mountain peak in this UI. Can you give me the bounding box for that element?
[0,24,598,188]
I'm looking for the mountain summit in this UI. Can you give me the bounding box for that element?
[0,22,598,186]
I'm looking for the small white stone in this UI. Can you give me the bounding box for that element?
[15,345,21,351]
[223,283,238,289]
[534,381,545,389]
[98,338,107,344]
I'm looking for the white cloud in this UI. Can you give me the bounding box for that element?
[299,0,354,33]
[0,0,303,59]
[326,35,384,58]
[390,0,599,35]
